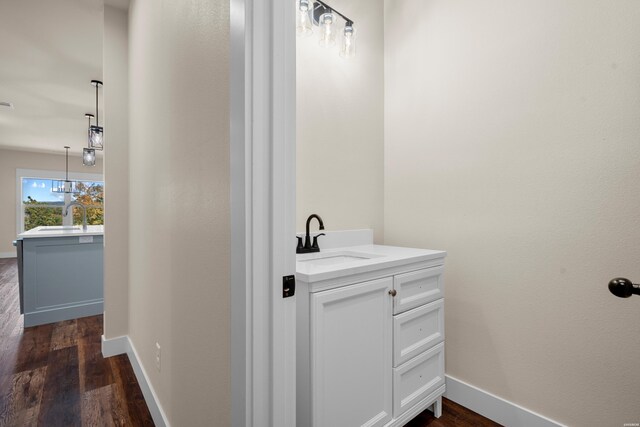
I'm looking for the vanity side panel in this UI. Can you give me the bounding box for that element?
[296,280,313,427]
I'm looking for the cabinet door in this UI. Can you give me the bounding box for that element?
[311,277,393,427]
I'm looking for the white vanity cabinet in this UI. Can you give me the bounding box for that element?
[296,244,446,427]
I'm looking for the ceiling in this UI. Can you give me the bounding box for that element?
[0,0,104,155]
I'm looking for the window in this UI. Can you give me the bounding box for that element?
[17,169,104,233]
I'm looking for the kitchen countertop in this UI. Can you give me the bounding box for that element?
[18,225,104,239]
[296,244,446,284]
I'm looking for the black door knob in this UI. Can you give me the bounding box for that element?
[608,278,640,298]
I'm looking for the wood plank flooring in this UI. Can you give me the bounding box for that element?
[0,257,500,427]
[409,398,502,427]
[0,258,154,427]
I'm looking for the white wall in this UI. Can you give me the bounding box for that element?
[128,0,230,424]
[296,0,385,242]
[0,148,103,255]
[103,5,129,340]
[384,1,640,426]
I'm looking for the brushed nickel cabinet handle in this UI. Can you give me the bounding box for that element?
[389,289,397,297]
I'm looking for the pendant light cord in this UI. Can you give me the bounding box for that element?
[87,116,92,148]
[95,84,99,126]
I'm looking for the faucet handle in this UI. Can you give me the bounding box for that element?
[296,236,303,251]
[311,233,326,250]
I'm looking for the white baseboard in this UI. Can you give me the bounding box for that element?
[101,335,171,427]
[127,339,171,427]
[101,335,129,358]
[0,252,16,258]
[444,375,566,427]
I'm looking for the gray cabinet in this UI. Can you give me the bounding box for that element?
[21,235,103,326]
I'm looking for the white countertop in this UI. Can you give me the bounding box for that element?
[18,225,104,239]
[296,244,446,284]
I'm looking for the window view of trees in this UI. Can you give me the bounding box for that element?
[24,196,63,230]
[22,179,104,231]
[72,182,104,226]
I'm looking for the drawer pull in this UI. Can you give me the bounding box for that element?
[389,289,397,297]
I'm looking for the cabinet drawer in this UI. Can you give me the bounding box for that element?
[393,266,444,315]
[393,342,445,418]
[393,299,444,367]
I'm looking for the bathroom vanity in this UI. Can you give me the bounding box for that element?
[296,239,446,427]
[16,225,104,327]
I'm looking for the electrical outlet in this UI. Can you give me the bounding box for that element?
[155,342,161,372]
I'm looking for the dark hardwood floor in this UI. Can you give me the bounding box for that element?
[409,398,502,427]
[0,257,154,427]
[0,257,499,427]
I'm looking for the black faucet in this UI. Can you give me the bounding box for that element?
[297,214,325,254]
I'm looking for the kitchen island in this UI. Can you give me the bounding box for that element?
[16,225,103,327]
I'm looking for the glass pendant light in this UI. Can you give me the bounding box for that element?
[296,0,313,36]
[52,146,79,194]
[83,113,96,166]
[318,9,336,47]
[89,80,104,150]
[339,21,356,59]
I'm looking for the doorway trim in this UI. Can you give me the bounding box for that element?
[230,0,297,425]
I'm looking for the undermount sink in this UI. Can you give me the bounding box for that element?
[297,250,384,267]
[39,226,81,231]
